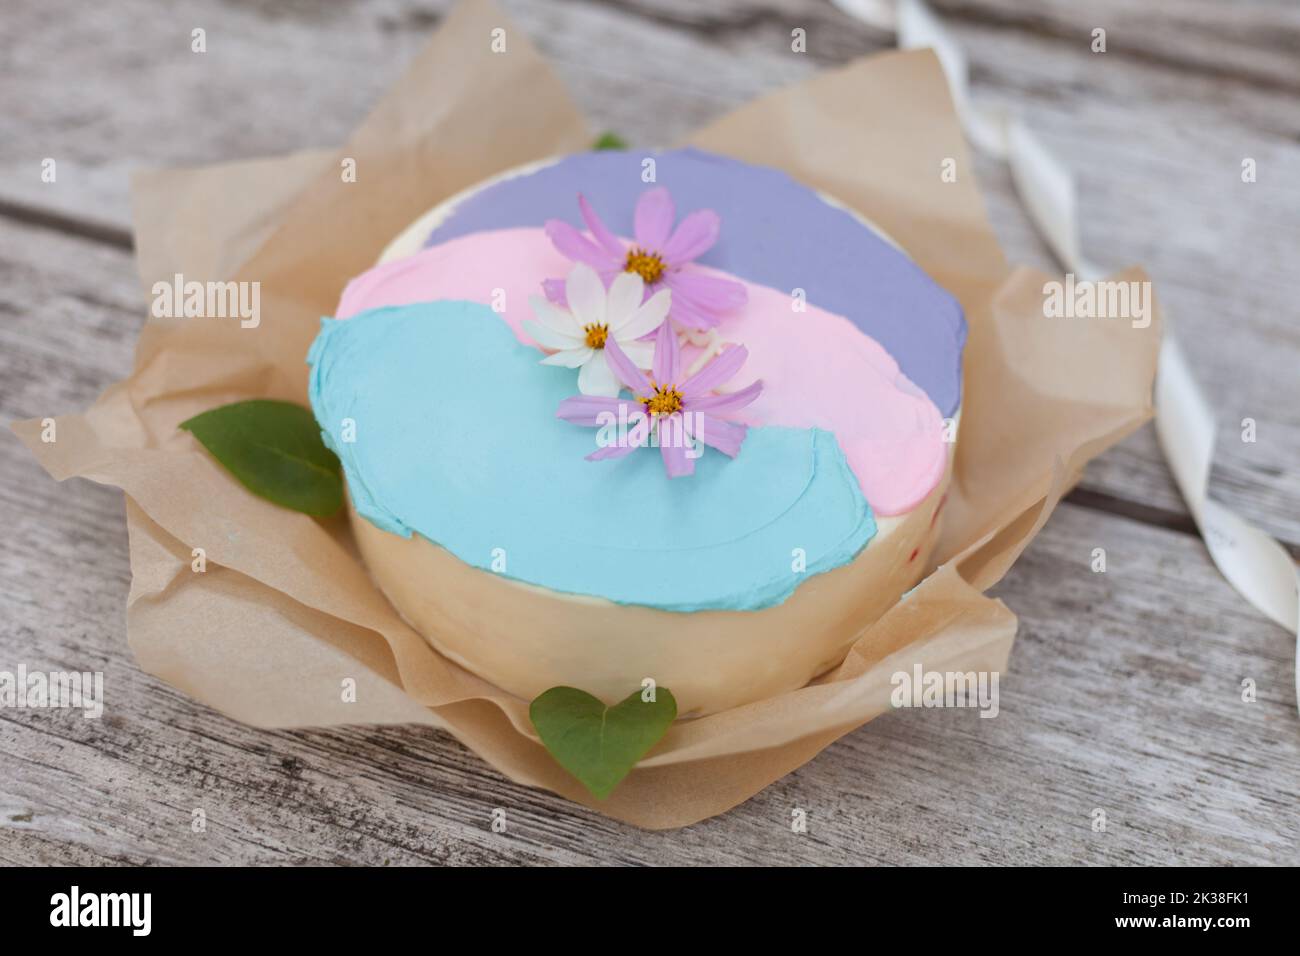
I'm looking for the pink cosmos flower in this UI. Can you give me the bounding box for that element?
[556,320,763,478]
[543,187,748,331]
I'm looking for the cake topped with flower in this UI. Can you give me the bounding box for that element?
[305,146,964,794]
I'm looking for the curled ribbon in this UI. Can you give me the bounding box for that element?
[836,0,1300,711]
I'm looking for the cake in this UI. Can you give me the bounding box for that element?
[307,147,965,717]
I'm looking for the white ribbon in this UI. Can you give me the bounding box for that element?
[836,0,1300,710]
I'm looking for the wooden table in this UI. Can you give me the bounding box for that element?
[2,0,1297,865]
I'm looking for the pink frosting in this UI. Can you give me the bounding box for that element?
[336,228,947,515]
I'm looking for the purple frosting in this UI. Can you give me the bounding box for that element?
[423,147,965,416]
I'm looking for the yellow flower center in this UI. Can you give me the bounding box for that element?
[624,247,666,285]
[583,323,609,349]
[641,383,684,417]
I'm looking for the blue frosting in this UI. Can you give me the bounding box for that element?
[308,301,877,612]
[422,147,967,418]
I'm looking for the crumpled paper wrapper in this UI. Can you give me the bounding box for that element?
[13,0,1160,828]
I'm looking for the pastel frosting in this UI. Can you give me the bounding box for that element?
[307,301,876,612]
[337,228,947,516]
[420,148,967,418]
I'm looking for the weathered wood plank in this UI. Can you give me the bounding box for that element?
[2,0,1296,544]
[926,0,1300,92]
[8,0,1300,228]
[2,218,1297,864]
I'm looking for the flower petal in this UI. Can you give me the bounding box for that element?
[586,442,640,461]
[603,337,652,394]
[619,340,656,369]
[614,287,671,340]
[556,394,631,426]
[565,262,607,328]
[681,343,748,396]
[664,269,747,312]
[659,432,695,478]
[545,219,618,271]
[687,379,763,414]
[689,413,747,458]
[542,277,567,306]
[627,411,653,448]
[577,349,622,396]
[528,294,581,335]
[521,318,583,352]
[661,209,720,264]
[667,292,720,331]
[604,271,646,330]
[539,346,593,368]
[634,187,675,249]
[578,194,626,259]
[651,319,681,387]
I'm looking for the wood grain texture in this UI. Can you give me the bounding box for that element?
[1,0,1298,864]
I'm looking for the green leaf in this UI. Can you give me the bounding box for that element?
[530,685,677,799]
[180,399,343,517]
[592,131,628,151]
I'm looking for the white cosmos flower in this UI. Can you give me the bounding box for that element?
[522,262,670,397]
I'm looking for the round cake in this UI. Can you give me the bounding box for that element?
[308,147,965,716]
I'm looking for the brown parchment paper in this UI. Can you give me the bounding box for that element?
[12,0,1160,829]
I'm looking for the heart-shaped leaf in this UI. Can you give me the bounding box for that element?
[530,686,677,799]
[180,399,343,517]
